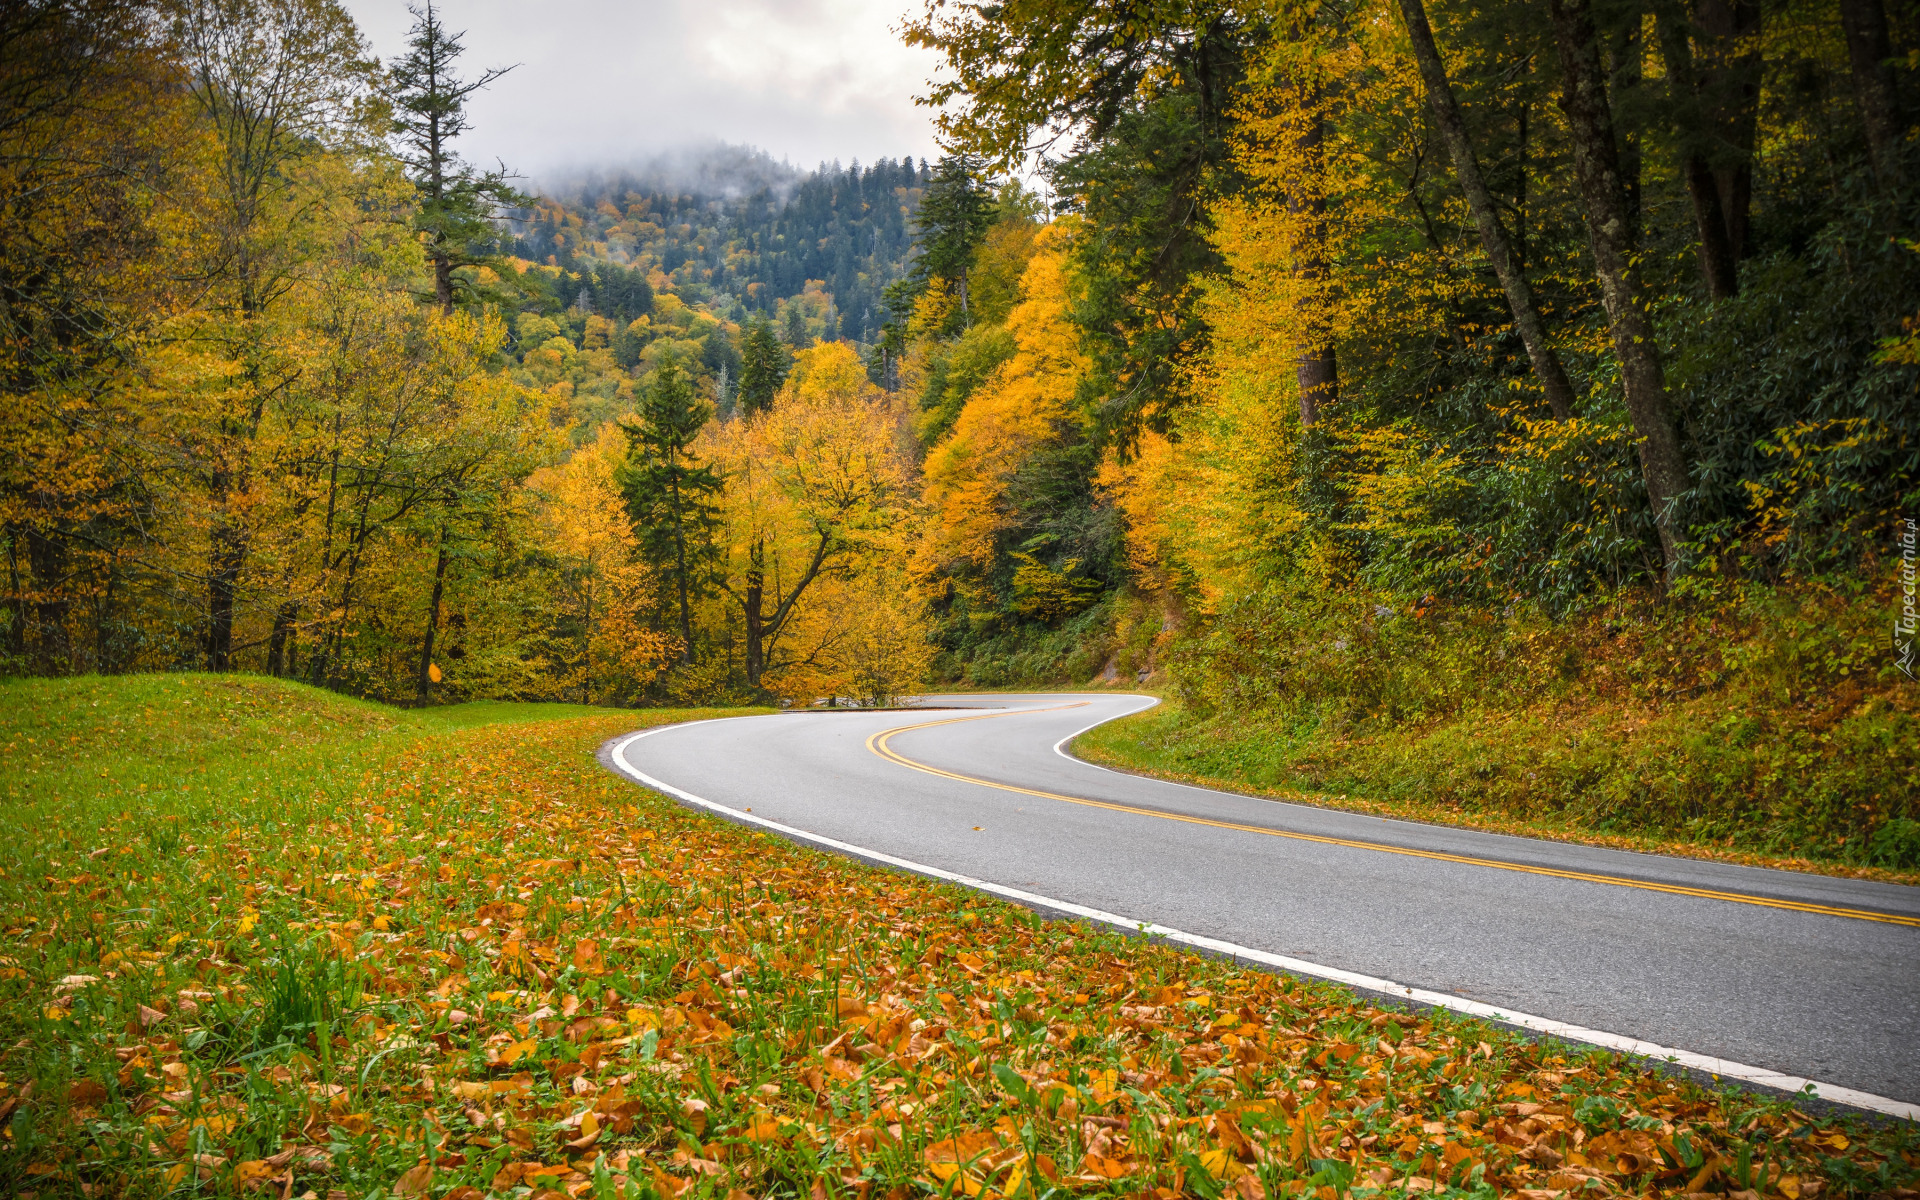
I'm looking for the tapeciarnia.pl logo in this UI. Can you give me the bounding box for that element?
[1899,516,1917,680]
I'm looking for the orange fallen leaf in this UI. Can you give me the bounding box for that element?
[391,1160,433,1196]
[66,1078,107,1106]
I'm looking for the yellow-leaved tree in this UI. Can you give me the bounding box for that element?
[528,423,676,704]
[703,341,923,703]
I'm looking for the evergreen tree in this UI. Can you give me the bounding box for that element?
[702,326,743,404]
[737,315,789,415]
[783,302,810,348]
[911,154,997,322]
[616,354,720,662]
[389,2,527,314]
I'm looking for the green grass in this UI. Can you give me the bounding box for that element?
[1,673,609,804]
[1085,580,1920,884]
[1,673,1913,1199]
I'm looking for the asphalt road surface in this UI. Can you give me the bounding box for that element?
[609,693,1920,1110]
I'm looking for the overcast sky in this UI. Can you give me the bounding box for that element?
[342,0,947,184]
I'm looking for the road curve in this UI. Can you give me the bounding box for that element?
[608,693,1920,1111]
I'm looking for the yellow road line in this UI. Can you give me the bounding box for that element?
[865,709,1920,930]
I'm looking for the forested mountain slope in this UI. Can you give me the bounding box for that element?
[512,153,927,347]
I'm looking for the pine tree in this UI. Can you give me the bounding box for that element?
[911,154,997,322]
[783,302,810,348]
[737,315,789,415]
[389,2,527,314]
[616,354,720,662]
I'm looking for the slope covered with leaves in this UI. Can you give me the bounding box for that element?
[5,677,1916,1198]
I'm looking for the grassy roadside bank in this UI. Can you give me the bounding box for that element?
[1072,581,1920,887]
[1070,704,1920,888]
[2,675,1914,1199]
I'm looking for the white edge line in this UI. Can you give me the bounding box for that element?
[607,717,1919,1124]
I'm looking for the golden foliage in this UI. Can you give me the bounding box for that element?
[919,223,1089,576]
[528,423,677,702]
[704,342,922,700]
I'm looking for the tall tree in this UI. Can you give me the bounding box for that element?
[617,354,720,662]
[0,0,177,675]
[178,0,371,671]
[905,1,1262,443]
[709,343,912,689]
[1657,0,1759,298]
[783,302,810,348]
[388,2,525,314]
[1838,0,1909,183]
[1694,0,1760,261]
[1550,0,1690,576]
[912,154,998,322]
[1398,0,1577,419]
[1658,9,1740,300]
[737,314,788,415]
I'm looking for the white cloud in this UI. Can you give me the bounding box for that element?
[341,0,945,178]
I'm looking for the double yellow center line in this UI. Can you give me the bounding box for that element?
[865,706,1920,929]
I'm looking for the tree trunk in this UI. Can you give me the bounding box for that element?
[1398,0,1579,420]
[1657,5,1748,298]
[433,251,454,316]
[1296,350,1337,427]
[26,524,71,673]
[669,472,692,664]
[267,600,299,676]
[4,527,25,665]
[1610,8,1644,243]
[92,562,121,674]
[1695,0,1761,259]
[315,494,376,687]
[1839,0,1905,182]
[1551,0,1690,577]
[416,525,449,701]
[1683,152,1740,298]
[206,507,245,671]
[743,540,765,686]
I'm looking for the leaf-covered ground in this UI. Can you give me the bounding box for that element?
[3,675,1915,1200]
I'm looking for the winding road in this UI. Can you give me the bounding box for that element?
[606,693,1920,1118]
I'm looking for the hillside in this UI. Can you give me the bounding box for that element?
[475,147,927,438]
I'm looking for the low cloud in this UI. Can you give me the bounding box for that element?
[343,0,945,175]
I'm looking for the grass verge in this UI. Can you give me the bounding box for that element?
[3,674,1915,1199]
[1068,705,1920,888]
[1079,580,1920,886]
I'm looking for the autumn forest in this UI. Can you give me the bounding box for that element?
[4,0,1918,855]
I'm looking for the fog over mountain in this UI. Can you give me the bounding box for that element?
[532,143,806,205]
[342,0,944,176]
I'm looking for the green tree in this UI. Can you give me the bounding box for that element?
[388,2,526,314]
[617,354,720,661]
[783,302,810,348]
[702,326,743,412]
[905,1,1263,442]
[737,315,789,415]
[911,154,997,323]
[1397,0,1575,418]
